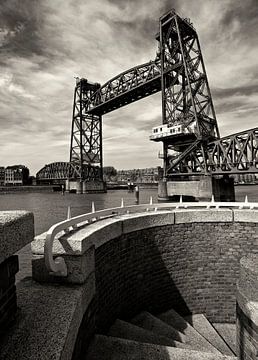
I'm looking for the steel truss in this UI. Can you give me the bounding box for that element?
[168,128,258,175]
[68,9,257,181]
[37,162,71,180]
[70,79,103,181]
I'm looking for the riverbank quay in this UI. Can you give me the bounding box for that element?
[0,185,60,194]
[2,202,258,359]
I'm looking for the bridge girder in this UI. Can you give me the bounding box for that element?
[67,9,257,181]
[167,128,258,175]
[36,162,81,181]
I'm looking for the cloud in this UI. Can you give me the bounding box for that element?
[0,0,257,174]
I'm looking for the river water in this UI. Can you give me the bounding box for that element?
[0,185,257,281]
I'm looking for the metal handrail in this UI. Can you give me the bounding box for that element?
[44,197,258,277]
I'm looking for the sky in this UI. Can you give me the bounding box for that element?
[0,0,258,175]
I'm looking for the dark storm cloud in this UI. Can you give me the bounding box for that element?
[0,0,258,173]
[221,0,258,38]
[0,0,44,57]
[213,83,258,99]
[104,0,181,53]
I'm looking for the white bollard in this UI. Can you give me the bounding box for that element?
[91,201,95,213]
[67,206,71,219]
[149,196,153,205]
[121,198,124,208]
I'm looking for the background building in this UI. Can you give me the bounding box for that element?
[4,165,30,186]
[0,167,5,186]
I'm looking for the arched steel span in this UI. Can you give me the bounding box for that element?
[88,59,162,115]
[36,161,101,182]
[36,162,71,180]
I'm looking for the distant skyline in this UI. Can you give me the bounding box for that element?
[1,0,258,175]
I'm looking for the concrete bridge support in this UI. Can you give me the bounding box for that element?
[159,175,235,201]
[66,179,106,194]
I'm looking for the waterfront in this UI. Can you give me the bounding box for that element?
[0,185,256,281]
[0,186,257,235]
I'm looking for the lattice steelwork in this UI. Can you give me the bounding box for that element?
[67,9,257,182]
[37,162,71,180]
[87,61,162,115]
[157,10,220,177]
[70,79,103,181]
[169,128,258,175]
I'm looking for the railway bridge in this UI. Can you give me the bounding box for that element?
[37,9,258,198]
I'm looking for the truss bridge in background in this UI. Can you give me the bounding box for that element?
[37,9,257,185]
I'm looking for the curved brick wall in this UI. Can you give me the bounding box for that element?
[30,208,258,359]
[94,210,258,332]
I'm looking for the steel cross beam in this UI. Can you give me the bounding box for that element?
[167,128,258,175]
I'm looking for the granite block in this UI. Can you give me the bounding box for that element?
[120,211,175,235]
[233,209,258,223]
[0,273,95,360]
[0,256,18,289]
[175,209,233,224]
[0,211,34,264]
[32,245,95,284]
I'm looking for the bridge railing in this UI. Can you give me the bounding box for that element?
[44,196,258,277]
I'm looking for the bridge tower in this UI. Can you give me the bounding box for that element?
[69,78,105,193]
[151,10,220,179]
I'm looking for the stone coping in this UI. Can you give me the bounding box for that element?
[0,273,95,360]
[31,208,258,257]
[0,211,34,264]
[237,254,258,329]
[237,286,258,327]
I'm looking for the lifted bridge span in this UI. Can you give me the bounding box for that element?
[37,9,258,193]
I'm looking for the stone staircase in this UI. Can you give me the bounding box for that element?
[85,309,237,359]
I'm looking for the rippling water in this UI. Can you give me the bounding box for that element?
[0,185,256,281]
[0,186,257,235]
[0,189,158,235]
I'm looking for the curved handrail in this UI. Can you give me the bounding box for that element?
[44,198,258,277]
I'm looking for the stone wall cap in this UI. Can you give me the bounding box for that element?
[233,209,258,223]
[237,284,258,326]
[117,210,175,235]
[240,254,258,275]
[31,217,123,255]
[0,211,34,264]
[32,208,240,256]
[174,208,233,224]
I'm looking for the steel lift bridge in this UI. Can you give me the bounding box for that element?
[38,10,257,194]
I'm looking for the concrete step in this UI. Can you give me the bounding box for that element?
[130,311,186,343]
[184,314,234,356]
[85,334,238,360]
[212,323,236,355]
[107,319,192,349]
[157,309,221,354]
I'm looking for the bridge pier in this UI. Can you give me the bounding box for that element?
[158,175,235,202]
[66,180,106,194]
